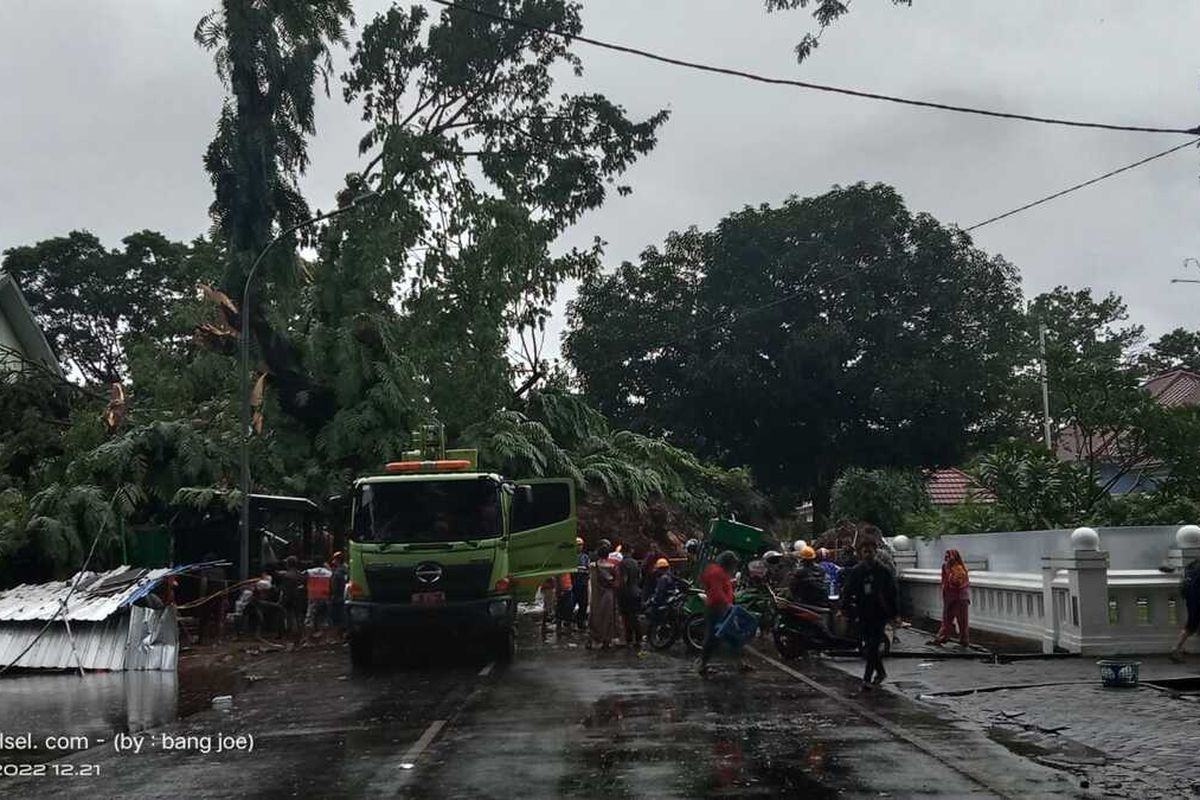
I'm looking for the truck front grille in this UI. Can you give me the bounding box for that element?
[364,560,493,603]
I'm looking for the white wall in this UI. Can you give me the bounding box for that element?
[0,306,22,371]
[913,526,1182,572]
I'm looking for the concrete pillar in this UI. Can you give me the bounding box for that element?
[1166,524,1200,570]
[1040,527,1110,654]
[891,535,917,573]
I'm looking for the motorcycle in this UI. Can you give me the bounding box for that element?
[682,581,776,652]
[643,578,693,651]
[768,586,863,660]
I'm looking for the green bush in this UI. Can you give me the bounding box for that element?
[831,467,930,536]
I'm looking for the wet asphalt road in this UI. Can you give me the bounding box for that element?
[2,619,1087,799]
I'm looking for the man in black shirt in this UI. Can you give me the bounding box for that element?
[841,539,897,691]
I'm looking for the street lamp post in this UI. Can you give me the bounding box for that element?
[238,193,375,581]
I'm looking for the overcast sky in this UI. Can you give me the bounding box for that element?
[3,1,1199,361]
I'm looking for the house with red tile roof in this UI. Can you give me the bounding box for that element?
[1054,368,1200,494]
[924,467,994,506]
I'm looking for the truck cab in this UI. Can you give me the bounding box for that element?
[344,445,576,667]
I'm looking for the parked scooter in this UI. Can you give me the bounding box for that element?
[768,586,861,660]
[643,578,694,650]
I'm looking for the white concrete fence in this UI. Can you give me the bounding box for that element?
[893,525,1200,655]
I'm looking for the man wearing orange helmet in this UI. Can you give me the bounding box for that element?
[789,546,830,607]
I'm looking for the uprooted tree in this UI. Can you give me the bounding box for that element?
[0,1,706,586]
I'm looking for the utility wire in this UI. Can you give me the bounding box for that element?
[430,0,1200,137]
[634,137,1200,353]
[965,138,1200,231]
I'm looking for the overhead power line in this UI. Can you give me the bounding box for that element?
[624,137,1200,354]
[430,0,1200,137]
[965,138,1200,231]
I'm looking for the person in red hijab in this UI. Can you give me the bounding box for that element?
[933,549,970,647]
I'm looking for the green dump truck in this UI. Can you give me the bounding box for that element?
[344,427,577,667]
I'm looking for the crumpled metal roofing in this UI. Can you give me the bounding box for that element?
[0,562,225,623]
[0,566,171,622]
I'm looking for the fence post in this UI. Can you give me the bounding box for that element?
[1041,527,1110,654]
[1166,525,1200,571]
[892,535,917,573]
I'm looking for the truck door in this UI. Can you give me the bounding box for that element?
[508,479,577,583]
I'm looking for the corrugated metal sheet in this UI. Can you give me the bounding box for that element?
[0,563,213,670]
[0,566,171,622]
[0,561,224,622]
[124,606,178,670]
[0,608,178,671]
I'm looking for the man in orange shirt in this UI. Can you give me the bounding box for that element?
[699,550,752,675]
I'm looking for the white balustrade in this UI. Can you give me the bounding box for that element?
[894,525,1200,655]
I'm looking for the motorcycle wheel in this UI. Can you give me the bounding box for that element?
[773,627,807,660]
[648,617,680,650]
[684,613,707,653]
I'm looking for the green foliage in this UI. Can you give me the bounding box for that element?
[196,0,353,260]
[464,390,768,520]
[969,440,1091,530]
[1090,493,1200,527]
[763,0,911,62]
[899,502,1018,539]
[566,183,1028,519]
[25,484,120,578]
[1,232,219,384]
[1137,328,1200,376]
[830,467,929,535]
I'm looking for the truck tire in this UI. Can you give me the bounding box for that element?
[349,632,374,670]
[494,627,516,664]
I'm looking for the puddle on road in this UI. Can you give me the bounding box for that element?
[0,651,251,764]
[0,670,179,763]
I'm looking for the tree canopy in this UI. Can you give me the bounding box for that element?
[565,183,1027,521]
[2,232,217,384]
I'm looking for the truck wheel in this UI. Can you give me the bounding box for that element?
[494,628,516,664]
[349,632,374,670]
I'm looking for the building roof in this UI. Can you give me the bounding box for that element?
[0,272,62,377]
[1057,369,1200,465]
[1143,369,1200,408]
[925,467,994,506]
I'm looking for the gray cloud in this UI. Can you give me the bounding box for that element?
[2,0,1198,361]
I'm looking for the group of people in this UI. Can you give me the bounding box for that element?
[542,532,983,693]
[541,537,678,651]
[226,552,348,644]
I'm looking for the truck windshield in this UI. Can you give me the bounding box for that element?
[353,479,501,542]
